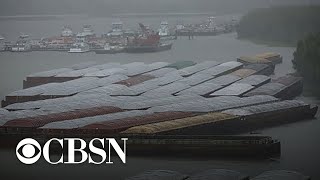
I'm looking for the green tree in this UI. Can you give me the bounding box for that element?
[292,33,320,81]
[237,6,320,45]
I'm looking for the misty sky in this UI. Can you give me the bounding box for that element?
[0,0,318,16]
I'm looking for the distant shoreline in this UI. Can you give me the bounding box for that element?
[0,12,241,21]
[0,14,84,21]
[238,37,296,47]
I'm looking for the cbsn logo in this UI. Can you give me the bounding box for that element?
[16,138,128,165]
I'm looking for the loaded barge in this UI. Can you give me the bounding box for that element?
[0,56,317,158]
[176,16,239,37]
[125,135,280,157]
[125,42,172,53]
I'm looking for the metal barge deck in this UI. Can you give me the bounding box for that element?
[0,58,317,147]
[123,135,281,158]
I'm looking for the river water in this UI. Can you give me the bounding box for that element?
[0,15,319,179]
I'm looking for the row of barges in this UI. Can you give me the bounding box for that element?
[126,169,311,180]
[0,52,317,158]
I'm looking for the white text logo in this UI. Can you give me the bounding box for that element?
[16,138,127,165]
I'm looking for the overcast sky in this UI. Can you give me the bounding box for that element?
[0,0,317,16]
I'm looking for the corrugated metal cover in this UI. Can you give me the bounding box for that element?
[255,52,282,64]
[273,75,302,86]
[123,64,152,76]
[244,82,286,96]
[4,106,123,128]
[7,83,60,96]
[40,110,154,129]
[122,62,169,77]
[83,111,194,132]
[223,100,307,116]
[165,61,196,69]
[237,75,271,86]
[206,75,241,86]
[122,112,236,134]
[148,62,170,69]
[150,95,278,113]
[27,68,73,77]
[177,72,214,86]
[126,170,188,180]
[56,67,100,77]
[91,62,121,70]
[111,81,160,96]
[252,170,310,180]
[97,74,128,86]
[149,98,214,113]
[237,56,271,64]
[244,63,269,72]
[122,62,145,69]
[5,94,112,110]
[70,61,97,70]
[178,61,219,76]
[79,84,129,95]
[84,68,126,77]
[145,72,183,86]
[121,95,204,110]
[145,68,177,77]
[188,169,248,180]
[0,109,56,126]
[41,77,100,96]
[143,82,191,96]
[230,69,256,78]
[210,83,255,96]
[0,108,8,115]
[202,61,243,76]
[141,93,173,98]
[176,83,222,96]
[116,75,155,86]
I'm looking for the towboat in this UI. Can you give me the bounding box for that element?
[68,42,90,53]
[11,34,32,52]
[94,43,124,54]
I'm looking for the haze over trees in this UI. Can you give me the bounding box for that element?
[237,6,320,45]
[0,0,317,16]
[292,33,320,82]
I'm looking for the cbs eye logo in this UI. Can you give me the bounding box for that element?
[16,138,41,164]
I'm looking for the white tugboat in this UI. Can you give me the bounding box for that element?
[11,34,32,52]
[94,42,124,54]
[76,25,95,41]
[107,21,124,37]
[61,26,74,37]
[158,21,176,40]
[68,42,90,53]
[0,35,5,51]
[159,21,170,36]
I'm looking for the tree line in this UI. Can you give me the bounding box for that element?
[292,32,320,82]
[237,6,320,44]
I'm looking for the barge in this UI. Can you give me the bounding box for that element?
[124,135,281,158]
[125,42,172,53]
[176,16,239,37]
[0,59,317,151]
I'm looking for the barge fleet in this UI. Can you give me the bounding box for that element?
[94,43,125,54]
[11,34,32,52]
[0,35,5,51]
[176,16,239,36]
[0,53,317,158]
[125,23,173,53]
[126,169,310,180]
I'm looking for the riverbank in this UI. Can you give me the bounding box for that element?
[237,6,320,46]
[237,37,296,47]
